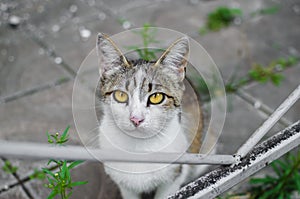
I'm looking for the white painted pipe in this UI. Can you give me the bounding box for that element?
[236,84,300,158]
[0,141,236,165]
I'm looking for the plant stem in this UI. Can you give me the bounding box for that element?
[61,187,66,199]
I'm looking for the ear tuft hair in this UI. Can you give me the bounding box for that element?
[96,33,130,76]
[155,36,189,81]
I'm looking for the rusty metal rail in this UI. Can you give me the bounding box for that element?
[169,121,300,199]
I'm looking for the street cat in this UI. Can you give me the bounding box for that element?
[96,33,205,199]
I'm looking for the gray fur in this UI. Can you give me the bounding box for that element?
[96,34,189,108]
[95,34,192,199]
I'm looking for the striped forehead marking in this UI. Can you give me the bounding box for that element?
[126,68,147,92]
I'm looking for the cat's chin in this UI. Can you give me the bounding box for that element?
[120,127,159,139]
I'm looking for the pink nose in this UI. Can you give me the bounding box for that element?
[130,116,144,126]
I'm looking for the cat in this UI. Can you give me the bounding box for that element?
[95,33,206,199]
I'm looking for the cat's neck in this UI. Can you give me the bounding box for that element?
[99,115,188,153]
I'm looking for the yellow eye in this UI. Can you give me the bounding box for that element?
[113,90,128,103]
[149,93,165,105]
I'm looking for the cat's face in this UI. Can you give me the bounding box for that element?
[97,34,189,138]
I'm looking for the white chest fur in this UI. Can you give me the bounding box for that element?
[99,115,189,193]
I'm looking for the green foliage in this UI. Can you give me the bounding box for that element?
[44,126,87,199]
[225,56,299,93]
[248,56,298,86]
[30,168,46,180]
[127,23,163,61]
[249,151,300,199]
[200,6,242,34]
[2,160,18,174]
[248,64,283,86]
[47,125,69,145]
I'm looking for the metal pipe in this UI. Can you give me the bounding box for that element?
[236,84,300,158]
[0,141,236,165]
[169,121,300,199]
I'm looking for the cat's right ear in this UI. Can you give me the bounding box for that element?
[96,33,130,76]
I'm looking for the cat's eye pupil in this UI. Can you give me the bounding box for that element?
[149,92,165,105]
[113,90,128,103]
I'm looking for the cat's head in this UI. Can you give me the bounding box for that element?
[96,33,189,138]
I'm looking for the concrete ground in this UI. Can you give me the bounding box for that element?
[0,0,299,198]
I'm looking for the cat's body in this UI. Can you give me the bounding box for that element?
[96,33,206,199]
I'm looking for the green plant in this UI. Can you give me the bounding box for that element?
[225,56,299,93]
[249,151,300,199]
[126,23,163,61]
[43,126,87,199]
[2,160,18,174]
[248,64,283,86]
[200,6,242,34]
[29,168,46,180]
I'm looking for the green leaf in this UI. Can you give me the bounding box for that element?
[271,162,283,177]
[270,73,283,86]
[61,126,70,140]
[47,159,59,165]
[260,189,275,199]
[42,168,56,179]
[46,176,56,185]
[294,172,300,191]
[47,132,53,143]
[57,139,69,144]
[276,159,289,170]
[30,169,46,180]
[66,165,71,183]
[47,189,58,199]
[60,161,67,179]
[249,176,276,185]
[136,49,144,59]
[205,6,243,32]
[147,51,156,60]
[273,181,284,194]
[68,181,88,187]
[68,160,84,170]
[278,192,284,199]
[248,68,262,80]
[2,161,18,174]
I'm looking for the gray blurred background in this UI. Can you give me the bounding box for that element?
[0,0,299,198]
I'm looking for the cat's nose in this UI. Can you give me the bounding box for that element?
[130,116,144,127]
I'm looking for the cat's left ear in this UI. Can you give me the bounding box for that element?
[96,33,130,76]
[154,36,189,81]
